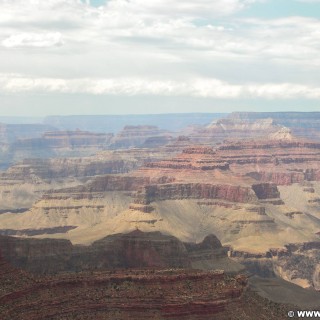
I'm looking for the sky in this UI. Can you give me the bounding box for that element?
[0,0,320,116]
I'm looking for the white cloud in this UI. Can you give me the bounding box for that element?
[106,0,258,18]
[0,0,319,107]
[2,32,63,48]
[295,0,320,2]
[1,73,320,100]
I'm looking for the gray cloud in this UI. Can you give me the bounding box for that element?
[0,0,319,111]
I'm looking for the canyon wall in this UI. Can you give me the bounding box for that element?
[0,231,234,275]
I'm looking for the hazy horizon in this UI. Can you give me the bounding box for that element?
[0,109,320,121]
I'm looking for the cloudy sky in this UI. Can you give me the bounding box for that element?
[1,0,320,116]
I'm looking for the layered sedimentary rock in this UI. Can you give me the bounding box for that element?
[109,125,172,149]
[0,265,251,320]
[185,118,287,144]
[0,235,300,320]
[0,147,172,186]
[1,135,320,291]
[135,184,257,204]
[1,157,138,182]
[228,112,320,141]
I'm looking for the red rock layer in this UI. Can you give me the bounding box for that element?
[0,268,249,320]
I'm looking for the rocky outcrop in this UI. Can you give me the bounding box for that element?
[252,183,280,200]
[268,127,294,140]
[134,183,257,205]
[230,241,320,290]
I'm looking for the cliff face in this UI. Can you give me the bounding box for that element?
[135,183,257,204]
[0,231,234,274]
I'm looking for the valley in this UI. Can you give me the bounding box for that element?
[0,112,320,318]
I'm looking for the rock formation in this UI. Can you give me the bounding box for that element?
[0,234,302,320]
[109,125,172,149]
[228,112,320,141]
[1,113,320,294]
[230,241,320,291]
[185,118,289,144]
[0,231,241,275]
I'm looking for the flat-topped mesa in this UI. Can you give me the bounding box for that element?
[14,130,113,149]
[109,125,172,149]
[210,117,277,130]
[229,112,320,141]
[118,125,162,137]
[42,130,113,146]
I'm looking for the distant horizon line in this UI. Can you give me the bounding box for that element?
[1,111,320,118]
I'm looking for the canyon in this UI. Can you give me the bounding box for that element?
[0,112,320,318]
